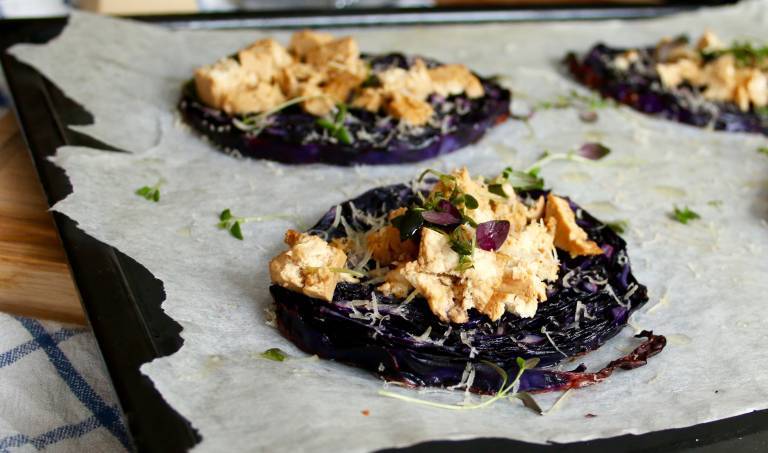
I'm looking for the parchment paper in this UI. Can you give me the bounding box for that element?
[10,2,768,451]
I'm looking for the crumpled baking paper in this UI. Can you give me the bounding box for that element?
[9,2,768,451]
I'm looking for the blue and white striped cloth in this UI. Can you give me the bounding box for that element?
[0,313,131,452]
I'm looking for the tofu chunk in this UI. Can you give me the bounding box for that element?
[386,93,434,126]
[237,38,292,82]
[194,58,248,110]
[377,264,412,298]
[403,267,462,323]
[306,37,361,73]
[414,228,459,274]
[366,225,417,266]
[289,30,335,60]
[300,83,334,116]
[460,249,507,321]
[352,88,385,112]
[428,64,484,98]
[322,71,364,104]
[544,194,603,258]
[222,81,286,114]
[269,230,347,302]
[378,59,434,101]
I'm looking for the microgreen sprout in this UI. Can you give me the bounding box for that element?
[379,357,539,411]
[218,209,296,240]
[525,144,611,174]
[317,103,353,145]
[233,95,324,135]
[537,89,613,122]
[671,206,701,225]
[758,146,768,157]
[135,179,164,202]
[701,41,768,69]
[260,348,288,362]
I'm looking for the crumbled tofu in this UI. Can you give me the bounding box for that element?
[306,37,361,73]
[377,264,412,298]
[428,64,484,99]
[366,226,417,266]
[656,59,705,88]
[378,59,434,101]
[269,230,347,301]
[460,249,507,321]
[745,69,768,108]
[498,221,559,282]
[526,196,546,222]
[276,62,323,98]
[222,82,286,114]
[194,58,248,111]
[300,83,334,116]
[386,93,434,126]
[403,268,462,322]
[652,33,768,111]
[493,273,546,318]
[414,227,459,274]
[352,88,384,112]
[612,50,640,71]
[696,30,725,52]
[544,194,603,258]
[195,30,492,121]
[322,71,364,104]
[237,39,293,82]
[289,29,335,60]
[490,198,530,233]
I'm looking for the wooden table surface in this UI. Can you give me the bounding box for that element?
[0,113,86,325]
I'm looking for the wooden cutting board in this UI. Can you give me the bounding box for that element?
[0,113,85,325]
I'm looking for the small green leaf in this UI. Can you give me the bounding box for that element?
[230,221,244,240]
[503,167,545,190]
[605,220,629,234]
[516,356,526,370]
[260,348,288,362]
[487,184,508,198]
[525,357,540,369]
[152,190,160,202]
[136,186,152,196]
[511,392,543,415]
[336,126,353,145]
[463,194,479,210]
[671,206,701,225]
[316,117,336,131]
[391,209,424,242]
[456,254,474,272]
[220,209,233,221]
[335,103,348,124]
[758,146,768,157]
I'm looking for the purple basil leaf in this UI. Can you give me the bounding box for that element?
[475,220,510,251]
[422,210,461,226]
[578,142,611,160]
[422,200,462,226]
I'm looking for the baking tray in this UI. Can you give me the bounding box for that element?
[2,5,767,452]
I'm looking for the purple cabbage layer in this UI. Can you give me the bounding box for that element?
[270,182,664,394]
[567,44,768,136]
[178,53,511,166]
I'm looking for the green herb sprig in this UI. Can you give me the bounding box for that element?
[671,206,701,225]
[379,357,539,411]
[233,95,324,135]
[701,41,768,69]
[218,209,296,240]
[317,103,353,145]
[135,180,164,202]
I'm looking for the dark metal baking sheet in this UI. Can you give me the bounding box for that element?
[1,5,766,452]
